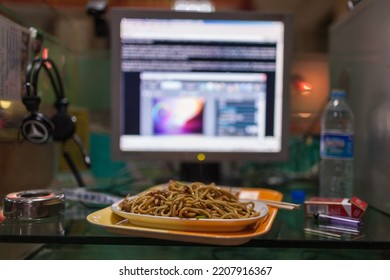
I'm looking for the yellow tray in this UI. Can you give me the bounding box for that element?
[87,187,282,246]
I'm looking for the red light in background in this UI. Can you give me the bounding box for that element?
[296,80,313,94]
[42,48,49,59]
[292,73,313,95]
[42,48,53,69]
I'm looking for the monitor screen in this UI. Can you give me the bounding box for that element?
[110,9,292,164]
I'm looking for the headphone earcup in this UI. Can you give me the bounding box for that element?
[51,112,76,142]
[20,112,54,144]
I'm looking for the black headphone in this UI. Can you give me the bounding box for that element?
[20,57,91,171]
[21,57,76,143]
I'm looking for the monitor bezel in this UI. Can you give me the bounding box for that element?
[110,8,292,163]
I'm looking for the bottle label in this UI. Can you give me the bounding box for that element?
[320,132,354,159]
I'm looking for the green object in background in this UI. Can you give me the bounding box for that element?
[76,53,110,111]
[239,136,320,187]
[90,132,126,179]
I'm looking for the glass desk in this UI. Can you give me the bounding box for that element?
[1,182,390,259]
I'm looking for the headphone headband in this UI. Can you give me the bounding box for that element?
[25,58,64,100]
[25,58,42,97]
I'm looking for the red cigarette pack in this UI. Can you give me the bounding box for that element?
[304,196,368,218]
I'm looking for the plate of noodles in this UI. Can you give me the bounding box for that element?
[111,180,268,232]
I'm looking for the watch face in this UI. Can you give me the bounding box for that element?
[22,119,51,144]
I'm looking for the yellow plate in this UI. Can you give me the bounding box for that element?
[87,187,282,246]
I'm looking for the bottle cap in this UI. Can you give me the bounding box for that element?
[331,89,346,98]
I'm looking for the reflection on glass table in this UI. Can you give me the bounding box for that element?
[1,182,390,250]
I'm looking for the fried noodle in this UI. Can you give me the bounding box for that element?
[119,180,260,219]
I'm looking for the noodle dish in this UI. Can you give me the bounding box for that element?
[111,180,268,232]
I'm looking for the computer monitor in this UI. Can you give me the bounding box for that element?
[110,8,292,182]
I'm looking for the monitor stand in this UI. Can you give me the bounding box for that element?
[179,162,221,184]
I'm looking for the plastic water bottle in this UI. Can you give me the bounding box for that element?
[319,89,354,198]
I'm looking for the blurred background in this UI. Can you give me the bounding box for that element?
[3,0,390,260]
[0,0,351,132]
[0,0,353,195]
